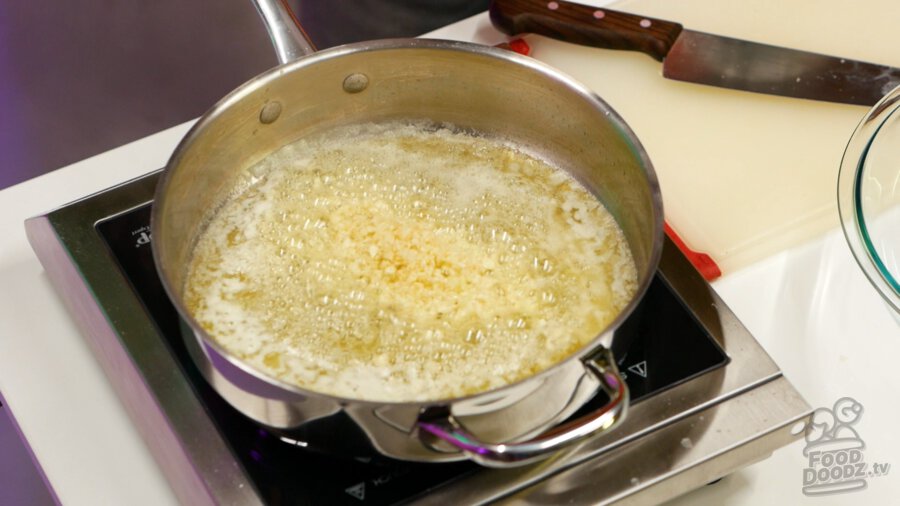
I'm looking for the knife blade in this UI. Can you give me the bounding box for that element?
[489,0,900,106]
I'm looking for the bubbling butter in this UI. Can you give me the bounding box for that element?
[183,122,637,402]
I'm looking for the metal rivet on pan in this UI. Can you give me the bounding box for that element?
[343,73,369,93]
[259,101,282,124]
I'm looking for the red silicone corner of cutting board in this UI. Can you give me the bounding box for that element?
[664,222,721,281]
[495,38,531,56]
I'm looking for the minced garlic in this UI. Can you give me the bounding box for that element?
[183,122,637,402]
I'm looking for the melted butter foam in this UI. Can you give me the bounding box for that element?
[184,122,637,402]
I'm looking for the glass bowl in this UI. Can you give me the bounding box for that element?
[838,85,900,318]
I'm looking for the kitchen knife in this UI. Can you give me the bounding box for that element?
[489,0,900,106]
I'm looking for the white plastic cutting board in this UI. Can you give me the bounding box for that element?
[521,0,900,273]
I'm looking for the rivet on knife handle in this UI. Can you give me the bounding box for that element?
[489,0,683,61]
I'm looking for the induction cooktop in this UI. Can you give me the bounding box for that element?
[26,170,811,505]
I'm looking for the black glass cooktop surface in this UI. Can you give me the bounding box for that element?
[96,203,727,505]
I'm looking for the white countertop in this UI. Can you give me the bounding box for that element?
[1,6,898,506]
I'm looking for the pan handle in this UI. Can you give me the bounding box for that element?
[252,0,318,64]
[417,347,628,467]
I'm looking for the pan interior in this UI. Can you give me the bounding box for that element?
[152,41,662,400]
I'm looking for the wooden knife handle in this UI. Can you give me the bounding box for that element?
[489,0,683,61]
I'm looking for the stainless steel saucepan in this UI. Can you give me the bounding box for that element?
[151,0,663,467]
